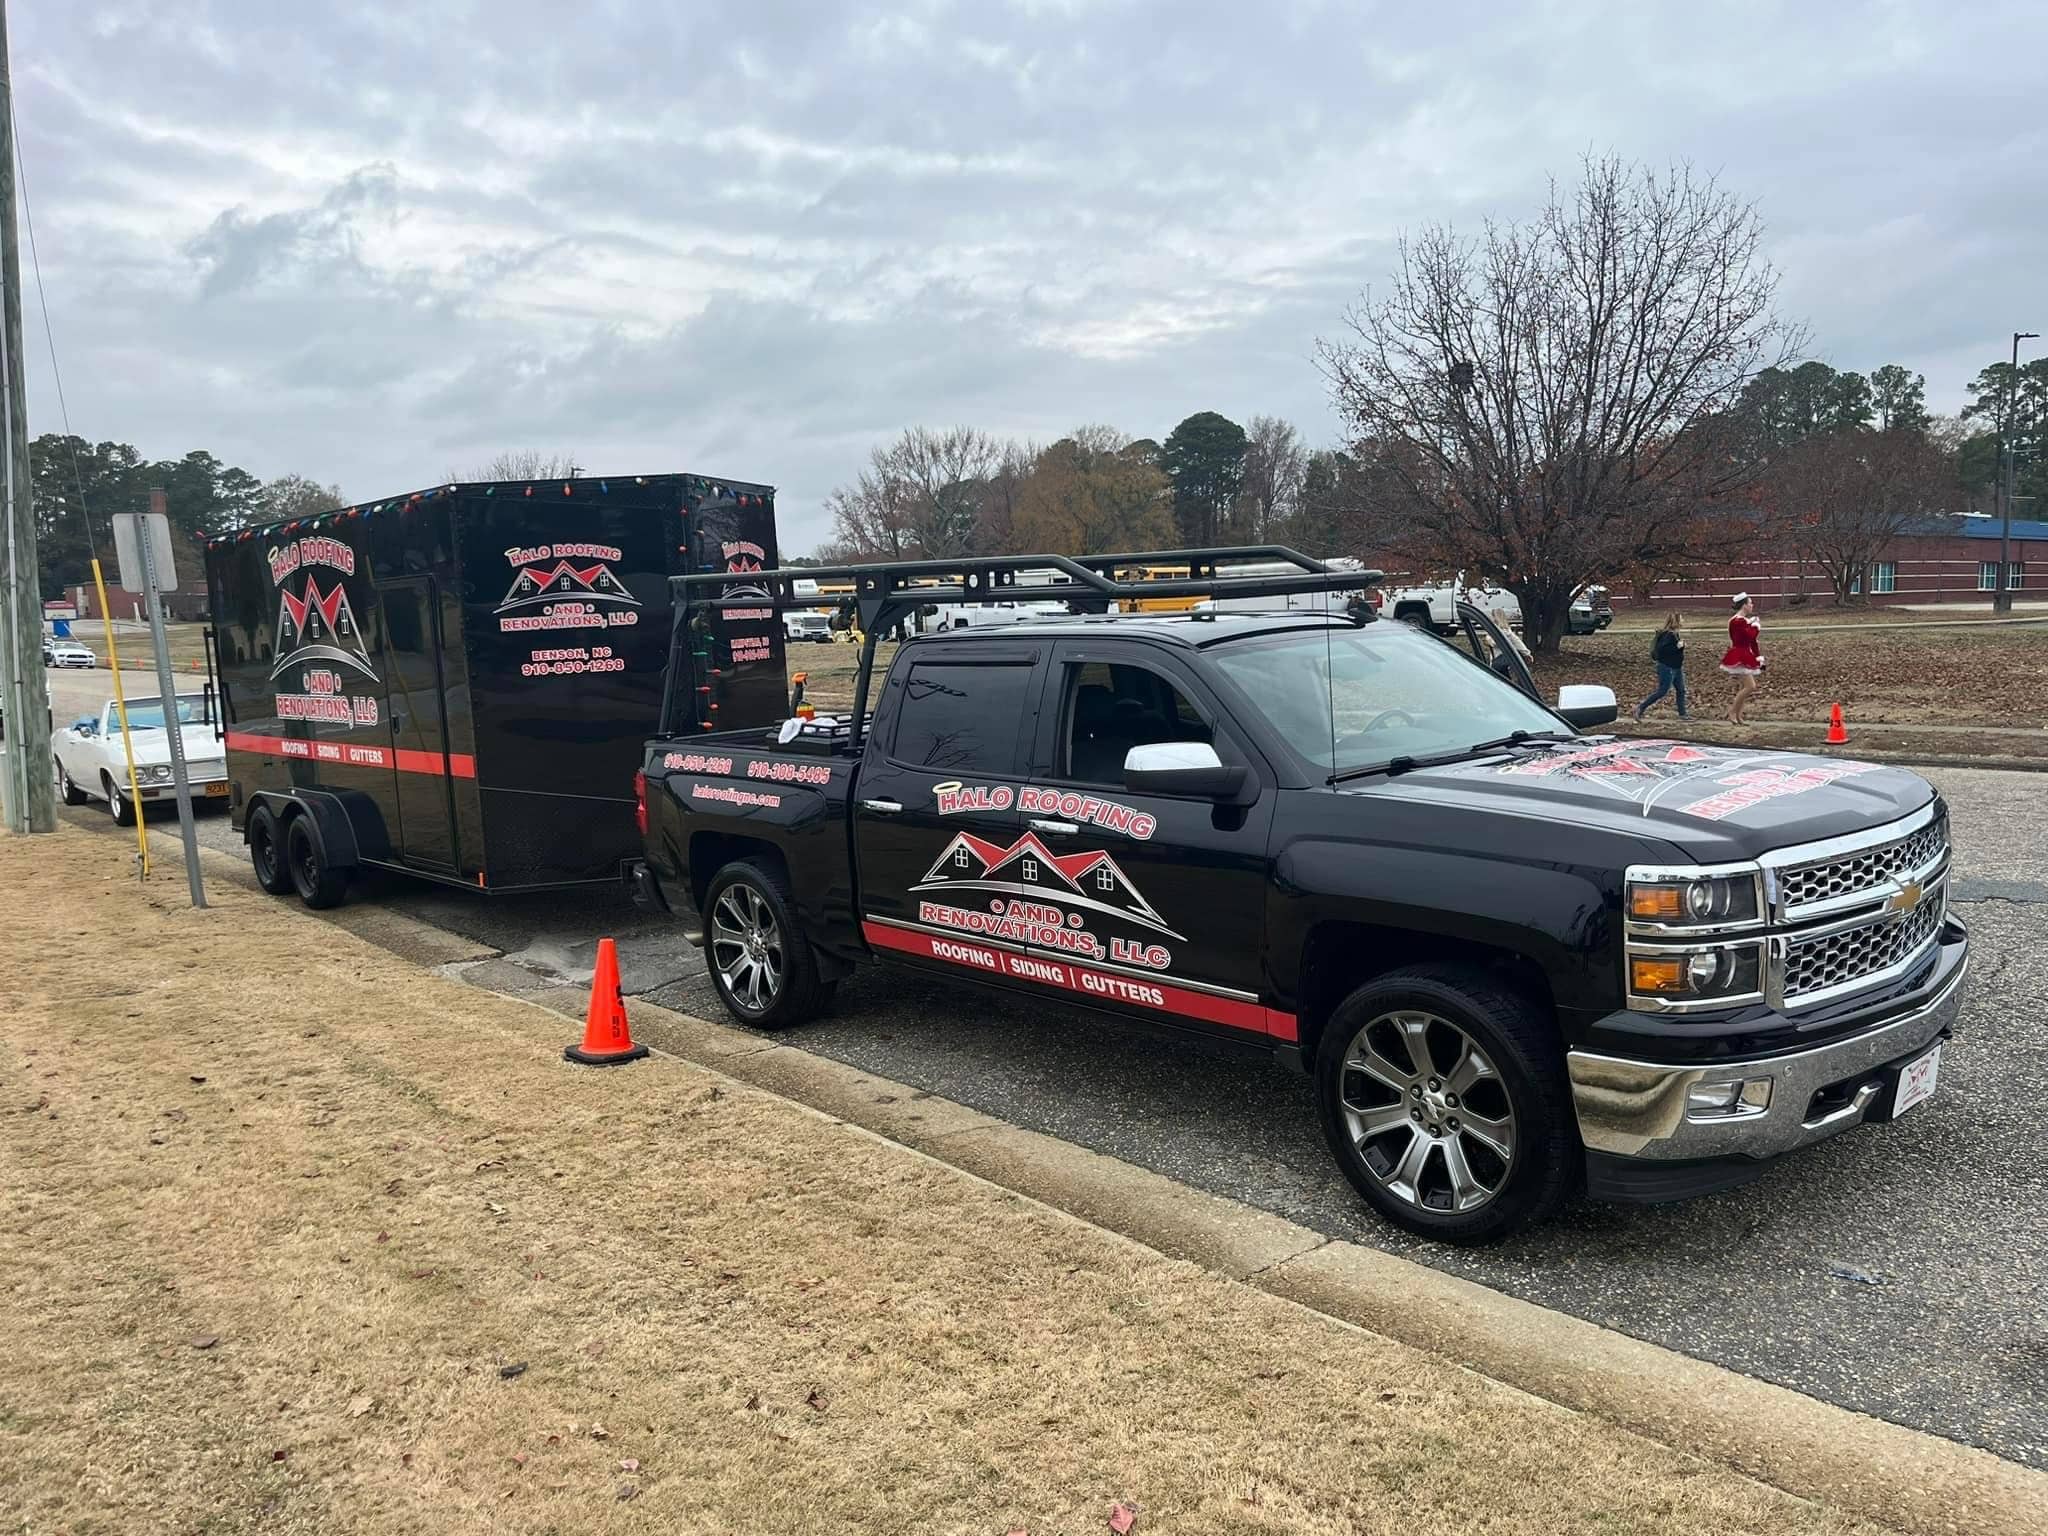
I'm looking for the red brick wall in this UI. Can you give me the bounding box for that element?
[1611,534,2048,609]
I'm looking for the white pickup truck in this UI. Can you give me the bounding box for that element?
[781,610,835,644]
[1380,576,1523,634]
[52,694,228,825]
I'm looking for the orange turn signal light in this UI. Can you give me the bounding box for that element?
[1630,886,1684,920]
[1630,957,1686,994]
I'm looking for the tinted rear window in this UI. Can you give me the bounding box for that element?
[891,662,1033,773]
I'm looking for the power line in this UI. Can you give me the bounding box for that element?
[11,91,101,564]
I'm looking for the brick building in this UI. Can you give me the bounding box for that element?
[67,529,212,623]
[1615,515,2048,610]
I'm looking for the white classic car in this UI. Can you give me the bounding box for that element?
[52,694,228,825]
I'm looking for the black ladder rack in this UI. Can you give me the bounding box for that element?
[671,545,1382,750]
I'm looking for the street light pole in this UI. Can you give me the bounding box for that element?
[1995,329,2039,616]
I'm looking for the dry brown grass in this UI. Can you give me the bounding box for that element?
[793,617,2048,737]
[1534,622,2048,728]
[0,828,1898,1535]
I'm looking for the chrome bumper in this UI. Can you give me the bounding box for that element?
[1569,937,1967,1162]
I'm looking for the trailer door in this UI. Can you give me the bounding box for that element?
[380,576,459,871]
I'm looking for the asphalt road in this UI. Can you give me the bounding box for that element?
[44,761,2048,1470]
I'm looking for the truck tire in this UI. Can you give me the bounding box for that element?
[1393,604,1431,629]
[248,804,296,896]
[55,759,88,806]
[285,815,349,910]
[102,773,136,826]
[703,859,832,1030]
[1314,965,1577,1245]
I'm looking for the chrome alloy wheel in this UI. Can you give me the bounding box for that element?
[1338,1010,1516,1213]
[710,883,784,1013]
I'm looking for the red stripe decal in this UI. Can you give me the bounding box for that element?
[226,730,477,779]
[862,919,1295,1041]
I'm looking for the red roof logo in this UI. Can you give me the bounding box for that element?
[270,576,377,681]
[496,559,641,613]
[916,831,1182,938]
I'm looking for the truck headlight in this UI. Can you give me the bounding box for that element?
[1626,871,1760,927]
[1627,941,1765,1007]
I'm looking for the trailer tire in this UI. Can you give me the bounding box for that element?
[703,859,829,1030]
[285,815,349,910]
[248,805,295,896]
[1314,964,1577,1246]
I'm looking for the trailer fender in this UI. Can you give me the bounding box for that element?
[246,789,371,870]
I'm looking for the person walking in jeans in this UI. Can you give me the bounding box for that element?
[1635,612,1688,720]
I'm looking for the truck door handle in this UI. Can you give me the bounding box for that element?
[1028,818,1079,836]
[861,798,903,814]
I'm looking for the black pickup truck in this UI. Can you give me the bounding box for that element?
[630,550,1968,1244]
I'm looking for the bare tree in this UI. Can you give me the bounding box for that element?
[822,427,1007,560]
[258,474,345,522]
[452,450,582,482]
[1767,429,1954,605]
[823,475,914,561]
[1319,155,1802,651]
[973,439,1039,555]
[1234,415,1308,542]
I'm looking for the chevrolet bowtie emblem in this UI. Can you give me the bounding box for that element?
[1885,881,1924,920]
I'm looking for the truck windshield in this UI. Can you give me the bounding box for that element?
[1206,624,1566,776]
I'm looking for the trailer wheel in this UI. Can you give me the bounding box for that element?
[285,815,349,910]
[248,805,295,896]
[703,859,830,1030]
[1314,964,1577,1245]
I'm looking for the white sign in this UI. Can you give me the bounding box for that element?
[113,511,180,592]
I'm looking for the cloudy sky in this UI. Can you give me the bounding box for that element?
[17,0,2044,551]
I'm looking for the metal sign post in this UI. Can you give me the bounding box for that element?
[114,505,205,908]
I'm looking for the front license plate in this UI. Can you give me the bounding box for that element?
[1893,1042,1942,1117]
[204,781,230,798]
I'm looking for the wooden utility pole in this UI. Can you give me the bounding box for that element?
[0,0,56,834]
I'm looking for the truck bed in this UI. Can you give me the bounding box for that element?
[640,726,862,964]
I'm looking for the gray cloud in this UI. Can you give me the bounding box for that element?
[16,0,2044,552]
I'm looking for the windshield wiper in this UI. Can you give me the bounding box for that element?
[1329,730,1573,786]
[1463,729,1574,754]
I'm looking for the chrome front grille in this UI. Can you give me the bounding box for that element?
[1776,814,1946,919]
[1782,886,1945,1002]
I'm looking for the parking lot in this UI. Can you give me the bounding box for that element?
[35,737,2048,1472]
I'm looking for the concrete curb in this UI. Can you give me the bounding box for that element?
[146,823,2048,1534]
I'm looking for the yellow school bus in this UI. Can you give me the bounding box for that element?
[1113,564,1205,613]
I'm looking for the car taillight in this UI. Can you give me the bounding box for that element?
[633,770,648,836]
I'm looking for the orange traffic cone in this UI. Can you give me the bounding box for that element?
[1825,703,1849,746]
[564,938,648,1066]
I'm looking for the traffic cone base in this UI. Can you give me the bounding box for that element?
[1825,703,1849,746]
[564,937,648,1066]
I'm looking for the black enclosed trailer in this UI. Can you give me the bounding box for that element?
[203,472,786,905]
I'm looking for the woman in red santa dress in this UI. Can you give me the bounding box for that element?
[1720,593,1764,725]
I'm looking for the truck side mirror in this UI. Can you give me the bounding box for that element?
[1556,684,1619,730]
[1123,741,1248,801]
